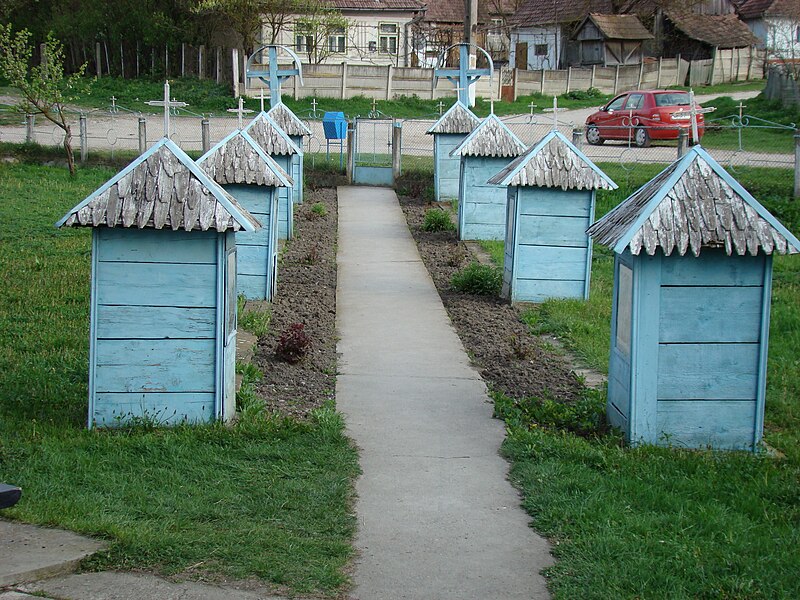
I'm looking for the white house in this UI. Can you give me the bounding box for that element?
[739,0,800,59]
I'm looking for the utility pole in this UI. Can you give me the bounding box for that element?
[464,0,478,105]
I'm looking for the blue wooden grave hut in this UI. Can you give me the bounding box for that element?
[451,113,525,240]
[426,102,480,202]
[587,145,800,451]
[488,130,617,303]
[267,103,310,204]
[197,128,292,301]
[242,112,302,239]
[57,138,261,428]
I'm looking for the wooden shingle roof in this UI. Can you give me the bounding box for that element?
[488,130,617,190]
[57,138,260,232]
[739,0,800,20]
[242,112,302,156]
[326,0,424,10]
[197,129,293,188]
[665,10,759,48]
[426,101,481,134]
[577,14,654,40]
[267,103,312,137]
[587,146,800,257]
[451,114,525,158]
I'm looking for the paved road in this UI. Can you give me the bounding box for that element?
[336,186,552,600]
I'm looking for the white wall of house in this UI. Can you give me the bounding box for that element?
[509,26,562,70]
[266,13,417,66]
[765,17,800,59]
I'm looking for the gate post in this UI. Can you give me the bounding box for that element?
[79,114,88,163]
[346,120,355,184]
[392,121,402,180]
[677,130,688,159]
[201,118,210,153]
[138,116,147,155]
[572,128,583,150]
[25,114,35,143]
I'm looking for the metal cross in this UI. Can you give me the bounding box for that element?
[528,101,537,117]
[246,45,303,109]
[434,43,491,106]
[311,97,318,118]
[543,96,562,130]
[110,96,117,114]
[737,101,747,122]
[227,96,254,130]
[687,90,715,144]
[145,81,188,137]
[259,88,266,113]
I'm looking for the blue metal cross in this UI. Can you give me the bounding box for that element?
[246,45,304,109]
[434,44,492,106]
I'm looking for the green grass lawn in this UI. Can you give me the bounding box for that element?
[0,163,358,596]
[472,161,800,598]
[701,94,799,154]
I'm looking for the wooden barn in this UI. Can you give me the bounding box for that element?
[587,145,800,450]
[426,101,481,202]
[242,112,302,239]
[573,13,654,66]
[488,129,617,302]
[451,113,526,240]
[197,128,292,301]
[266,103,311,204]
[57,138,261,428]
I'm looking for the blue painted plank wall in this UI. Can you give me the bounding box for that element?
[435,134,465,202]
[459,156,514,241]
[90,228,221,426]
[290,135,304,204]
[224,184,278,301]
[272,154,294,239]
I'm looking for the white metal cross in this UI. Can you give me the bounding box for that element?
[259,88,266,113]
[687,90,715,144]
[227,96,254,130]
[528,101,537,117]
[145,81,188,138]
[543,96,561,130]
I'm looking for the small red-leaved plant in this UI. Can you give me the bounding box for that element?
[276,323,312,364]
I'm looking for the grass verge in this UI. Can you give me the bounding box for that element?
[0,162,358,596]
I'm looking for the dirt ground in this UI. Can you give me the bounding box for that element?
[251,183,583,419]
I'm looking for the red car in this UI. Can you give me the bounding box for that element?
[585,90,706,147]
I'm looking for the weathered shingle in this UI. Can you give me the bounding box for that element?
[451,114,525,158]
[242,112,302,156]
[578,14,654,40]
[512,0,611,27]
[58,139,260,233]
[489,130,616,190]
[197,130,292,188]
[587,146,800,257]
[426,101,481,134]
[267,104,312,137]
[665,10,759,48]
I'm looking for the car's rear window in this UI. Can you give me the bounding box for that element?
[654,92,690,107]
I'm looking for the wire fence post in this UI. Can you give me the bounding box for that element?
[25,114,34,143]
[794,130,800,199]
[79,114,88,163]
[201,118,210,153]
[138,116,147,155]
[392,121,402,180]
[572,128,583,150]
[677,130,688,159]
[346,121,355,183]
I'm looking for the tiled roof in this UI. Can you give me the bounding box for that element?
[489,130,617,190]
[325,0,425,11]
[197,130,292,188]
[242,112,302,156]
[739,0,800,19]
[451,113,525,158]
[58,139,260,232]
[578,13,654,40]
[587,146,800,257]
[422,0,515,23]
[512,0,612,27]
[426,101,481,134]
[665,10,759,48]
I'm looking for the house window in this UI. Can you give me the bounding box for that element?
[488,18,504,40]
[796,26,800,42]
[379,23,399,54]
[295,26,314,53]
[534,44,548,56]
[328,27,346,53]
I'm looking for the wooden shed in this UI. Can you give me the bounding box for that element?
[488,129,617,302]
[587,145,800,450]
[426,101,481,202]
[573,13,654,66]
[197,128,292,301]
[57,138,261,428]
[451,113,526,240]
[266,103,310,204]
[242,112,302,239]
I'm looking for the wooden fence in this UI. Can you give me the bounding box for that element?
[764,65,800,107]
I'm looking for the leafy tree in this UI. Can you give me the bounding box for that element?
[0,26,88,175]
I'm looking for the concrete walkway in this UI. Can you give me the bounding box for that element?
[336,186,552,600]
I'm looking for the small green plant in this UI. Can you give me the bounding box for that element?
[493,388,610,438]
[302,243,319,265]
[450,262,502,295]
[309,202,327,218]
[422,208,455,232]
[276,323,312,364]
[562,87,604,101]
[238,296,271,337]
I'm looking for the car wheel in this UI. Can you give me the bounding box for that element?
[634,127,650,148]
[586,125,603,145]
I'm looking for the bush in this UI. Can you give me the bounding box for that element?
[422,208,455,232]
[562,87,604,101]
[450,262,502,295]
[275,323,312,364]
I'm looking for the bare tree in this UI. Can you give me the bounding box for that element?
[293,0,348,64]
[0,26,87,176]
